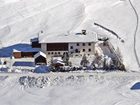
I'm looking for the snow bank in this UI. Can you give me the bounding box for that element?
[0,72,140,105]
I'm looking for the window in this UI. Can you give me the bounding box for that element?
[48,52,50,55]
[51,52,54,54]
[70,46,73,49]
[83,43,85,46]
[55,52,57,55]
[75,49,79,53]
[89,49,91,52]
[83,49,85,52]
[77,43,79,46]
[88,43,91,46]
[58,52,60,54]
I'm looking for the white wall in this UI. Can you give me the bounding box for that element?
[69,42,95,56]
[41,43,47,53]
[41,42,96,65]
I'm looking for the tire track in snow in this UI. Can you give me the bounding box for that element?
[128,0,140,68]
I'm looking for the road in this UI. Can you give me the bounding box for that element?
[128,0,140,68]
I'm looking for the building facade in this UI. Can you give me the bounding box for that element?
[41,42,96,57]
[39,30,98,58]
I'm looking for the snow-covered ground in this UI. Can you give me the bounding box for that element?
[0,0,140,71]
[0,72,139,105]
[0,1,140,104]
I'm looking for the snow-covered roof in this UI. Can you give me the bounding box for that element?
[34,51,46,59]
[54,60,65,65]
[0,44,40,57]
[39,32,98,43]
[53,59,65,65]
[13,49,21,52]
[52,57,64,65]
[52,57,63,61]
[13,47,40,53]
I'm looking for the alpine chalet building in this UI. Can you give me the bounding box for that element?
[39,30,98,58]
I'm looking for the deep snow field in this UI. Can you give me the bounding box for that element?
[0,0,140,105]
[0,72,140,105]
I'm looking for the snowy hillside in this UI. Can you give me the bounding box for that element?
[0,0,140,70]
[0,72,140,105]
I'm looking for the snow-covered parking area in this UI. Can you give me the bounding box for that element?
[0,72,140,105]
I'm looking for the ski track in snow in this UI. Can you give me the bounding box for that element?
[128,0,140,68]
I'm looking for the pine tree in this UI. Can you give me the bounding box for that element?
[62,52,69,66]
[80,54,89,67]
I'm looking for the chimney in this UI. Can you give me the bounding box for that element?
[82,30,86,35]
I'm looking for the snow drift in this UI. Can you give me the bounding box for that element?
[0,0,140,70]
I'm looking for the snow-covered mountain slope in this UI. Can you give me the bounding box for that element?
[0,0,140,71]
[0,72,140,105]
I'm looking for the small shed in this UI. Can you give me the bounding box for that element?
[13,48,39,59]
[34,51,47,65]
[52,57,65,68]
[13,49,22,58]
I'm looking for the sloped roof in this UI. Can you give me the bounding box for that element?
[52,57,63,61]
[53,59,65,65]
[51,57,64,65]
[34,51,46,59]
[13,49,21,52]
[12,46,40,53]
[39,32,98,43]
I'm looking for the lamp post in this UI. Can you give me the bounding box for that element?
[121,0,140,68]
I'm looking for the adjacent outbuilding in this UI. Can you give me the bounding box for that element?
[34,51,47,65]
[12,47,40,59]
[52,57,65,68]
